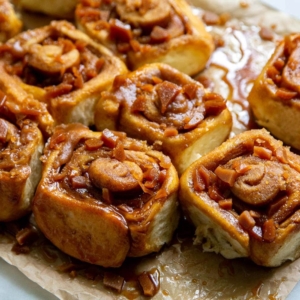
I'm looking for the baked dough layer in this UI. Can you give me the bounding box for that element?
[0,91,44,221]
[76,0,214,76]
[33,124,179,267]
[0,20,127,131]
[248,34,300,150]
[180,129,300,267]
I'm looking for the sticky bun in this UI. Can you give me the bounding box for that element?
[0,20,127,128]
[95,63,232,175]
[33,124,179,267]
[180,129,300,267]
[75,0,214,76]
[14,0,77,18]
[0,0,22,42]
[0,89,44,222]
[248,34,300,150]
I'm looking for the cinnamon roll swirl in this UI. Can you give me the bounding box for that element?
[95,63,232,175]
[180,129,300,267]
[248,34,300,150]
[0,20,127,129]
[0,89,44,222]
[75,0,214,76]
[0,0,22,42]
[33,124,179,267]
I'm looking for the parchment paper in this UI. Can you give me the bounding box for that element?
[2,1,300,299]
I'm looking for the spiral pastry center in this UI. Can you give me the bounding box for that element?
[224,156,285,206]
[28,44,80,74]
[88,157,143,192]
[116,0,171,28]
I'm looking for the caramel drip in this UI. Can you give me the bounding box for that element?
[209,29,258,130]
[196,24,277,134]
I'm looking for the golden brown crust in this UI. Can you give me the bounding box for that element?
[33,124,179,267]
[0,97,44,221]
[248,34,300,150]
[0,0,22,43]
[180,129,300,266]
[75,0,214,76]
[95,63,232,175]
[0,20,128,130]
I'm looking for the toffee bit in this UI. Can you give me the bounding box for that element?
[109,19,132,43]
[16,227,39,246]
[183,83,202,100]
[218,198,233,210]
[262,219,276,242]
[71,176,88,189]
[152,76,163,84]
[131,95,146,112]
[156,81,181,114]
[112,140,126,162]
[253,146,272,160]
[249,225,263,241]
[215,166,238,187]
[240,1,249,8]
[101,128,119,148]
[202,11,220,26]
[150,26,170,43]
[238,210,256,231]
[208,185,224,202]
[138,269,160,297]
[259,27,274,41]
[103,271,125,293]
[85,138,103,151]
[11,242,31,255]
[163,126,178,137]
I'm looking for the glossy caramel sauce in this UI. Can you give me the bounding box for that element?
[193,10,281,135]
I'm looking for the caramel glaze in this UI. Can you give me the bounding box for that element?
[195,19,280,134]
